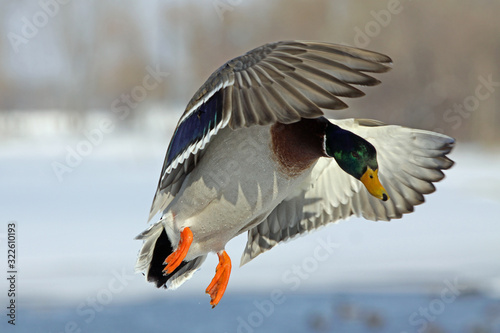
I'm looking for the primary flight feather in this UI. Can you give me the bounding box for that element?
[135,40,454,307]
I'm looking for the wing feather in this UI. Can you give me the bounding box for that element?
[241,118,455,265]
[149,41,392,220]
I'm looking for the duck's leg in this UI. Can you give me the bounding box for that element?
[206,250,232,308]
[163,227,193,274]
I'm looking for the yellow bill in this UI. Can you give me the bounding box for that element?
[360,167,389,201]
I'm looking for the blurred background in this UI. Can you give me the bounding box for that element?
[1,1,499,332]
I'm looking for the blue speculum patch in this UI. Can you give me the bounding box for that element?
[165,91,223,167]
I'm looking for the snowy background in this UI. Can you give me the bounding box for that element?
[2,115,500,333]
[1,1,499,332]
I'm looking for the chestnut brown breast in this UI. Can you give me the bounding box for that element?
[270,118,328,178]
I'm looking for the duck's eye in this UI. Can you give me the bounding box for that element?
[351,151,360,159]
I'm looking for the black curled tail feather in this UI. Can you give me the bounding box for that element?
[148,228,186,288]
[135,222,206,289]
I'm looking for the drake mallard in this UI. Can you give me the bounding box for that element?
[135,40,454,307]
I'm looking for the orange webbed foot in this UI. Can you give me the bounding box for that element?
[206,250,232,308]
[163,227,193,274]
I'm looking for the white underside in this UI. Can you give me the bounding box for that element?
[160,125,312,261]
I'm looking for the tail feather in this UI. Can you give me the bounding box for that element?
[135,222,205,289]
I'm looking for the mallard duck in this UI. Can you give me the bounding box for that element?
[135,40,454,307]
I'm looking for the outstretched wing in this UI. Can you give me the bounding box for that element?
[149,41,392,221]
[241,118,455,265]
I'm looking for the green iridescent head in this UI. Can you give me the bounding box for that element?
[324,122,389,201]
